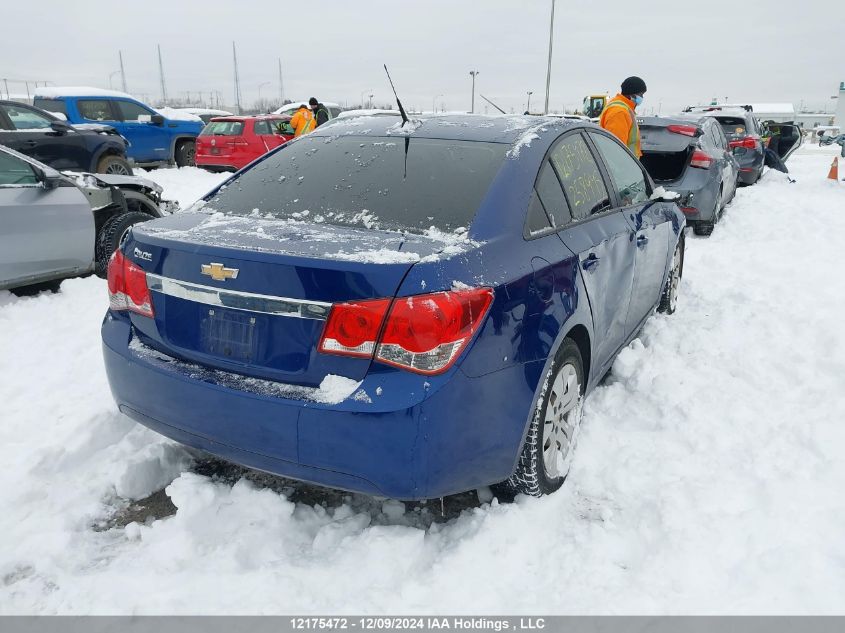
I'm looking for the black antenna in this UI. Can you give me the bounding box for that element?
[384,64,409,126]
[479,94,506,114]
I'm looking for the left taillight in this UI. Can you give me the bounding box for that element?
[107,250,154,317]
[318,287,494,375]
[689,149,714,169]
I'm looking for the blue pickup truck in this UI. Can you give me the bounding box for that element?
[34,88,203,167]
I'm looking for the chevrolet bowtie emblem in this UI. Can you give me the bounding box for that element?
[201,262,239,281]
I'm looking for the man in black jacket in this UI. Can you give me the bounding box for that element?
[309,97,330,127]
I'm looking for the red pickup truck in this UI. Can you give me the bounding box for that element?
[195,115,294,172]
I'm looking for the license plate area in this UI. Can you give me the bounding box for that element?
[200,308,263,363]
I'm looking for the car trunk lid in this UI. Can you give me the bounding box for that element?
[639,119,700,183]
[124,213,446,387]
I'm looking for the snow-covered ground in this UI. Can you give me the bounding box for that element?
[1,151,844,614]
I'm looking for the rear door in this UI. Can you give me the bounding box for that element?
[0,150,93,287]
[549,131,636,370]
[764,121,804,162]
[707,120,738,193]
[0,102,89,170]
[587,131,669,333]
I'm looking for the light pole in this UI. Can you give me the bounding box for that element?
[544,0,556,114]
[368,93,374,109]
[258,81,270,101]
[108,70,121,89]
[469,70,479,113]
[526,91,534,113]
[433,93,443,113]
[360,90,372,109]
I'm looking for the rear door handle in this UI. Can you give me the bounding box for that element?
[636,234,649,247]
[24,140,38,147]
[581,253,600,271]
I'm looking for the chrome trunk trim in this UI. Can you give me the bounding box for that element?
[145,274,332,320]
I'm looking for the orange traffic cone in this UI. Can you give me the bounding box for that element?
[828,156,839,181]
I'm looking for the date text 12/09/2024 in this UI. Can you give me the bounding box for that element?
[290,617,547,631]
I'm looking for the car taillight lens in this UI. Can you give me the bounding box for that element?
[319,298,391,357]
[728,136,759,150]
[667,124,700,137]
[690,149,714,169]
[318,288,494,375]
[107,250,154,317]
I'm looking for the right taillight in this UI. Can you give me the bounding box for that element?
[690,149,714,169]
[318,288,494,375]
[107,250,154,317]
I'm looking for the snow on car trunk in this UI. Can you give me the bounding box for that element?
[0,150,844,614]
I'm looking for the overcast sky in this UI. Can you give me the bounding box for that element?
[3,0,843,115]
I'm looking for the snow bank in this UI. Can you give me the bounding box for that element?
[1,154,844,614]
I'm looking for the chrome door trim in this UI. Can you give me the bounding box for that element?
[145,273,332,320]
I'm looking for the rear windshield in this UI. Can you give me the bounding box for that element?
[715,117,749,137]
[33,98,67,116]
[203,136,507,233]
[201,121,244,136]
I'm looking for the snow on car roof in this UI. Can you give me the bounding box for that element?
[311,112,581,146]
[33,86,135,99]
[153,107,203,122]
[178,108,234,117]
[273,101,342,114]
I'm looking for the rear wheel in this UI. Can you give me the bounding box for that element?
[95,211,154,278]
[97,155,132,175]
[499,338,584,497]
[175,140,195,167]
[658,236,684,314]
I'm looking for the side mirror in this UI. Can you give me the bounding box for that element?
[50,120,72,135]
[35,167,65,190]
[150,114,165,126]
[649,186,681,202]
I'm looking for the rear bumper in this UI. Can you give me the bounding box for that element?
[102,314,535,499]
[662,176,719,222]
[194,160,238,173]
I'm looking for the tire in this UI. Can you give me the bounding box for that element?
[500,338,585,497]
[175,140,195,167]
[712,187,723,224]
[693,221,713,236]
[658,236,684,314]
[95,211,154,278]
[97,155,133,175]
[10,279,62,297]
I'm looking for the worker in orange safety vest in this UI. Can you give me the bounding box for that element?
[599,76,647,157]
[290,104,316,137]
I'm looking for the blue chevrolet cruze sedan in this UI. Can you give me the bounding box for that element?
[101,114,685,500]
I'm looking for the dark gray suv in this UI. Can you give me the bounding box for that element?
[0,100,131,175]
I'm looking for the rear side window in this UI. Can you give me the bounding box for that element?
[33,98,67,116]
[535,160,571,228]
[116,100,154,121]
[549,134,611,221]
[200,121,244,136]
[590,133,649,206]
[1,104,52,130]
[716,117,748,137]
[204,136,507,234]
[253,120,271,135]
[78,100,115,121]
[0,151,38,186]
